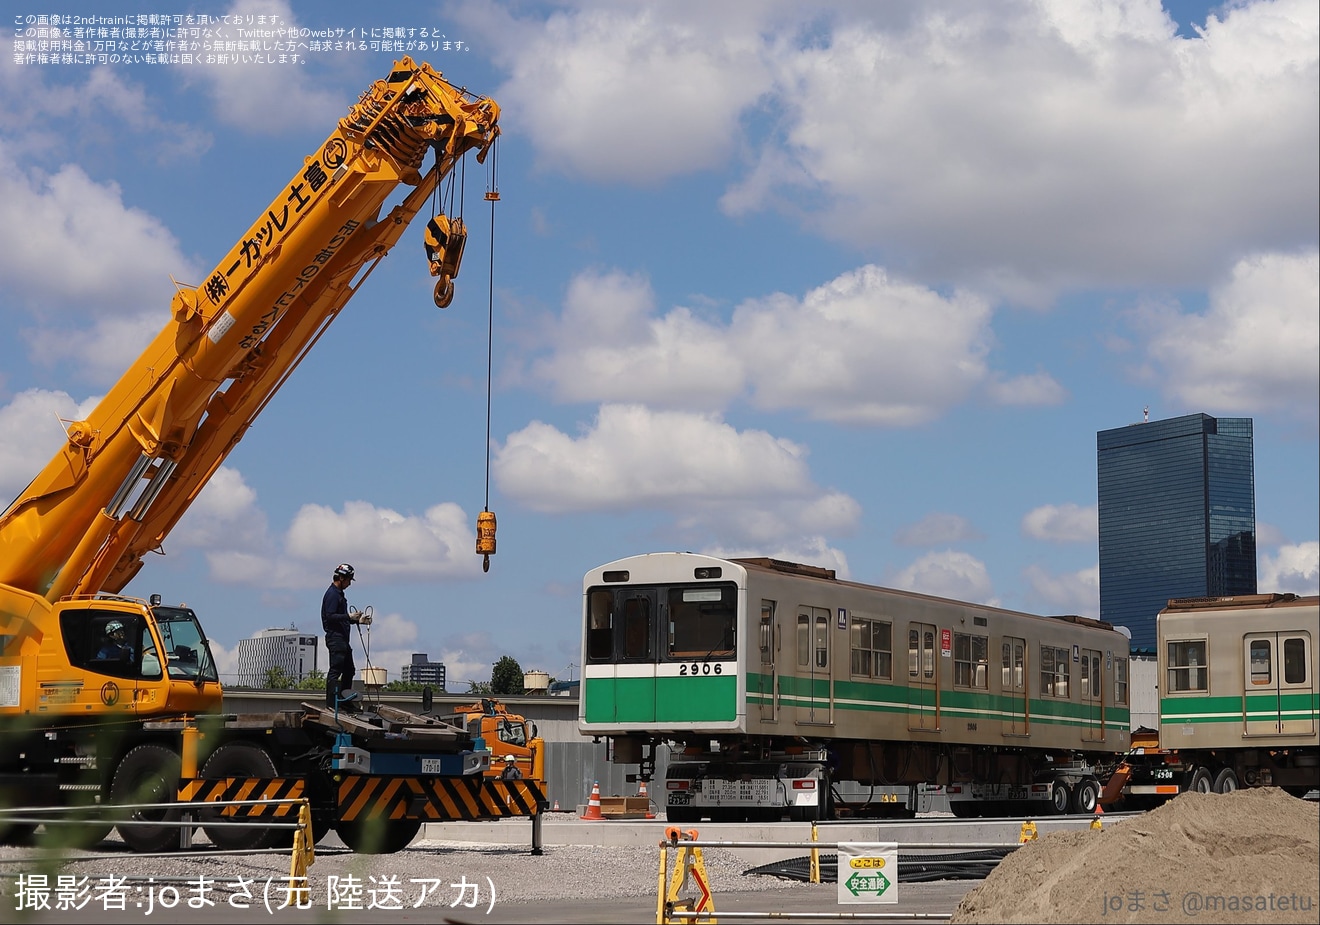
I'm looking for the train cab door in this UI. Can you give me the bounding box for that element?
[1243,632,1315,736]
[795,607,832,725]
[1080,647,1104,742]
[757,600,779,723]
[1001,635,1028,736]
[908,623,939,731]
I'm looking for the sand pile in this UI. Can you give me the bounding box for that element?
[951,788,1318,924]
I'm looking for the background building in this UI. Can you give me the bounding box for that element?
[235,626,319,686]
[401,652,446,689]
[1097,412,1257,651]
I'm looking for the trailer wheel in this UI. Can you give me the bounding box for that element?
[1185,767,1212,794]
[1212,768,1238,794]
[1071,778,1100,814]
[335,817,421,855]
[200,743,280,850]
[1050,781,1072,814]
[110,744,183,853]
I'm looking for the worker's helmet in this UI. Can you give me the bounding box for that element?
[105,620,124,636]
[333,563,355,581]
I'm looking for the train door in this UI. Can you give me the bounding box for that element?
[1080,647,1104,742]
[1001,635,1027,736]
[1243,632,1315,736]
[908,623,938,731]
[757,600,778,722]
[795,607,832,724]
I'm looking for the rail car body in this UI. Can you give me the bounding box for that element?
[579,553,1132,820]
[1118,593,1319,803]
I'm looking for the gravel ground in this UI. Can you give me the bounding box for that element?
[0,833,804,914]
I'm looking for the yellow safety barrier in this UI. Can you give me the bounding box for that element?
[1019,820,1038,842]
[286,801,315,906]
[657,827,716,924]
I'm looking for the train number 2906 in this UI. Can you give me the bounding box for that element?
[679,662,723,676]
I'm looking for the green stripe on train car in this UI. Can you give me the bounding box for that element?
[749,673,1130,730]
[583,675,737,724]
[1161,691,1320,724]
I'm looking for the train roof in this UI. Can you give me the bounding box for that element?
[1160,592,1319,612]
[731,556,1118,633]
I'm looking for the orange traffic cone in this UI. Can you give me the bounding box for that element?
[552,799,561,811]
[638,780,648,798]
[580,781,604,821]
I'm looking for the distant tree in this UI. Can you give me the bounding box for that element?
[264,666,295,689]
[490,656,524,695]
[465,679,493,695]
[384,680,427,692]
[297,669,326,691]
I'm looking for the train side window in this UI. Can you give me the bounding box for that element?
[1168,639,1209,692]
[953,633,988,689]
[909,628,920,678]
[798,613,811,667]
[923,630,935,679]
[850,617,892,679]
[1283,637,1308,685]
[1040,645,1070,697]
[586,590,614,660]
[760,601,775,665]
[1114,656,1129,704]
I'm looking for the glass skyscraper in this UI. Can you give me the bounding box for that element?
[1097,413,1257,651]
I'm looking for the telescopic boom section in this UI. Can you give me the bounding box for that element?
[0,57,499,605]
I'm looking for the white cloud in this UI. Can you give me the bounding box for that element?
[530,269,740,408]
[25,312,168,388]
[186,0,348,133]
[1023,562,1100,617]
[891,550,997,606]
[531,264,1036,426]
[895,513,983,547]
[466,2,774,182]
[0,389,102,501]
[494,403,859,547]
[1259,541,1320,596]
[0,142,197,319]
[472,0,1318,294]
[171,466,269,551]
[1021,503,1098,543]
[283,500,483,583]
[1140,251,1319,424]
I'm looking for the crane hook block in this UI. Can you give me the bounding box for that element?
[476,509,497,571]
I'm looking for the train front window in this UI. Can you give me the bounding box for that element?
[587,589,614,660]
[666,585,736,659]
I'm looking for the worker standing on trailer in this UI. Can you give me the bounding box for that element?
[322,563,370,710]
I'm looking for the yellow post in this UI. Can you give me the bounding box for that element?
[1090,813,1103,831]
[285,800,315,907]
[810,821,820,884]
[179,722,201,779]
[656,840,668,925]
[1020,820,1038,842]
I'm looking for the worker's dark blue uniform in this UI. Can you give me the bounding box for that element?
[322,580,355,708]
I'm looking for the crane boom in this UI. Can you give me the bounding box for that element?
[0,57,498,612]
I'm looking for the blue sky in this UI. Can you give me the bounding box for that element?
[1,0,1316,688]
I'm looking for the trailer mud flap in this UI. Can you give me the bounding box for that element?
[335,777,545,822]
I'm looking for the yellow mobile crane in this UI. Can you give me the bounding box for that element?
[0,58,544,854]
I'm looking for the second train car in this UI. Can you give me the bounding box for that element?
[579,553,1132,820]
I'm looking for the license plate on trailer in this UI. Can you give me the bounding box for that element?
[421,759,443,774]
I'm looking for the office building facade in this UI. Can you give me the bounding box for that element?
[235,626,320,686]
[401,652,446,689]
[1097,413,1256,651]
